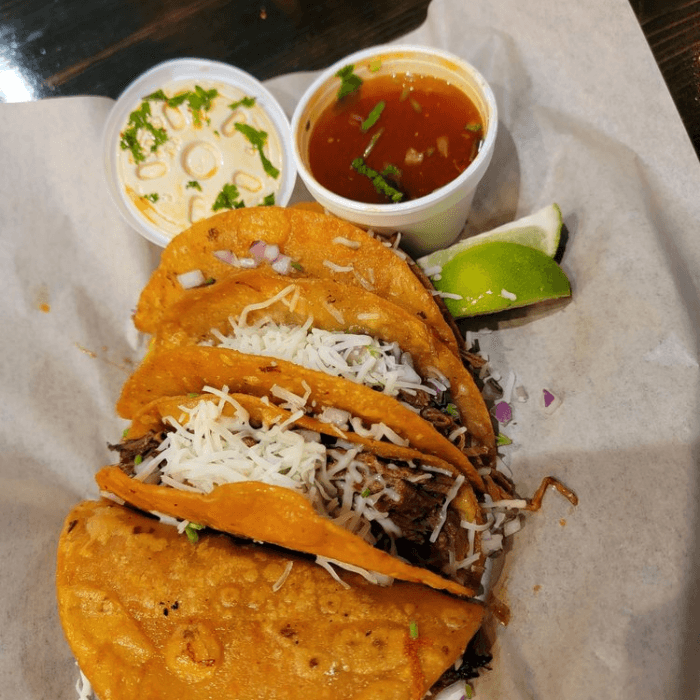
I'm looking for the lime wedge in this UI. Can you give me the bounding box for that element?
[433,241,571,318]
[417,203,563,273]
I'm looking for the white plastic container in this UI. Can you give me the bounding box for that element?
[291,45,498,256]
[103,58,297,248]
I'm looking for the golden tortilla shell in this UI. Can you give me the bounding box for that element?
[133,207,460,355]
[113,391,482,592]
[151,268,494,456]
[57,500,484,700]
[116,345,485,490]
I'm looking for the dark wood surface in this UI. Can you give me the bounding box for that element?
[1,0,699,158]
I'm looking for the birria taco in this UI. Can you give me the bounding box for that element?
[57,500,485,700]
[149,269,495,469]
[133,206,462,355]
[99,387,489,597]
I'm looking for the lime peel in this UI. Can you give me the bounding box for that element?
[432,240,571,319]
[417,203,563,274]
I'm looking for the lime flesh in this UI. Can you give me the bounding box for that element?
[433,241,571,318]
[417,203,563,273]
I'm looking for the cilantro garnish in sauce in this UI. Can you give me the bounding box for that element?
[234,123,280,179]
[212,183,245,211]
[351,157,404,202]
[119,101,167,163]
[335,64,363,100]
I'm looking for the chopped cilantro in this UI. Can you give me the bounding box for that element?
[409,621,419,639]
[145,89,168,102]
[212,183,246,211]
[290,261,304,272]
[119,101,168,162]
[445,403,459,418]
[234,123,280,178]
[360,487,371,498]
[187,392,200,398]
[187,85,219,126]
[184,522,205,544]
[122,428,129,439]
[186,180,202,191]
[381,163,401,178]
[497,433,513,446]
[260,193,276,206]
[369,59,382,73]
[134,454,143,466]
[465,122,483,133]
[351,157,404,202]
[229,96,256,110]
[143,193,159,203]
[203,277,215,285]
[361,100,386,132]
[465,683,474,699]
[336,64,363,100]
[147,86,219,126]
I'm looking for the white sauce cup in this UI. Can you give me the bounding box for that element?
[291,45,498,257]
[103,58,297,248]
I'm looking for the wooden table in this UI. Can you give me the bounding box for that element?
[1,0,699,158]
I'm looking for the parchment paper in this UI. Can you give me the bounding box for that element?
[2,0,699,697]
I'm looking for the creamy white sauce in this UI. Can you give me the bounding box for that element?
[117,79,283,238]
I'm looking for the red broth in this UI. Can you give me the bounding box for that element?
[307,73,484,205]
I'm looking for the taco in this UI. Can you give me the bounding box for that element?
[148,268,494,468]
[99,388,489,597]
[132,206,462,356]
[57,500,484,700]
[116,344,486,491]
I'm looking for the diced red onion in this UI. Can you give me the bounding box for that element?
[213,249,237,265]
[494,401,512,424]
[249,240,267,263]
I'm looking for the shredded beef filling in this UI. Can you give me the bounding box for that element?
[109,430,474,585]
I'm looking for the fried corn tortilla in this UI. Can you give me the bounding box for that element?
[133,207,461,355]
[151,268,495,466]
[116,345,485,490]
[99,390,485,597]
[57,500,484,700]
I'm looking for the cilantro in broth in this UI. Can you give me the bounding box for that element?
[186,180,202,191]
[142,193,159,203]
[336,64,363,100]
[361,100,385,132]
[351,157,404,202]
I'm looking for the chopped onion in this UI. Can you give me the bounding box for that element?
[177,269,205,289]
[271,255,293,275]
[213,249,237,265]
[249,240,267,263]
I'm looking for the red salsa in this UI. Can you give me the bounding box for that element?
[307,71,484,205]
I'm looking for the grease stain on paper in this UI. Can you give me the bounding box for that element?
[74,343,134,373]
[32,283,50,313]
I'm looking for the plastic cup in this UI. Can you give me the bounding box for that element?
[291,44,498,257]
[103,58,297,248]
